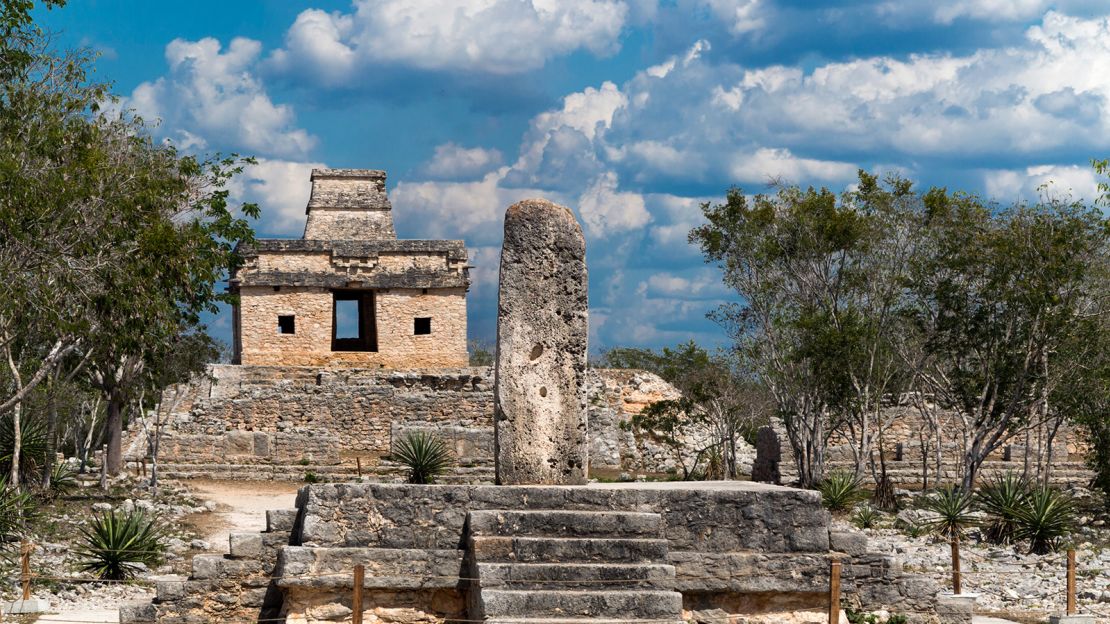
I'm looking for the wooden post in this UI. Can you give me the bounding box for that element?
[352,564,365,624]
[828,559,841,624]
[1066,548,1076,615]
[356,457,362,479]
[20,540,32,600]
[950,537,962,595]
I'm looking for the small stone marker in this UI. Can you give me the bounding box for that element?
[494,199,588,485]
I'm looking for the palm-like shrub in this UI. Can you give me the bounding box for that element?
[75,510,165,580]
[818,470,868,512]
[918,485,976,539]
[1013,486,1077,555]
[49,462,80,496]
[0,414,48,478]
[852,504,879,529]
[392,431,454,485]
[976,471,1030,544]
[0,478,33,540]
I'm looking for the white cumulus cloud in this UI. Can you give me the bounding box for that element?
[121,37,316,159]
[578,172,651,238]
[982,164,1100,203]
[268,0,631,79]
[421,143,504,180]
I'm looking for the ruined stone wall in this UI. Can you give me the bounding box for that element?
[756,408,1092,488]
[138,365,689,481]
[237,286,468,368]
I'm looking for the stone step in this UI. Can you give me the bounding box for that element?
[486,620,684,624]
[477,589,683,619]
[476,562,675,589]
[471,536,669,564]
[468,510,663,539]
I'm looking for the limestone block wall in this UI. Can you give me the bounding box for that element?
[758,414,1093,488]
[237,286,467,368]
[124,483,967,624]
[137,365,692,481]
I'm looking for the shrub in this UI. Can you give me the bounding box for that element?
[852,504,879,529]
[0,414,48,478]
[818,470,867,512]
[976,471,1030,544]
[392,431,454,485]
[75,510,165,580]
[303,472,319,483]
[0,478,34,539]
[1013,486,1077,554]
[918,485,976,539]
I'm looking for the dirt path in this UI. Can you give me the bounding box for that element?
[183,479,301,552]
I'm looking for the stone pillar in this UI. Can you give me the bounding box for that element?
[494,199,588,485]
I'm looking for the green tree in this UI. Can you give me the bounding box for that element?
[601,341,770,479]
[903,190,1107,489]
[0,9,258,479]
[690,180,875,487]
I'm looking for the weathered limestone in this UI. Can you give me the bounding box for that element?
[303,169,395,240]
[494,199,589,485]
[127,364,689,482]
[230,168,470,368]
[124,482,966,623]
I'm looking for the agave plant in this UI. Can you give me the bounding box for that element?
[75,510,165,580]
[976,471,1030,544]
[0,478,33,540]
[918,485,976,539]
[1013,486,1077,555]
[852,504,879,529]
[817,470,868,512]
[392,431,454,485]
[0,414,48,478]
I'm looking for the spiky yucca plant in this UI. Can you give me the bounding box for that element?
[0,477,33,539]
[818,470,868,512]
[918,485,976,539]
[0,414,47,478]
[393,431,454,484]
[1014,486,1077,555]
[852,504,879,529]
[75,510,165,580]
[976,471,1030,544]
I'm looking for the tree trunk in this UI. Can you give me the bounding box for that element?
[42,371,59,488]
[5,344,23,488]
[105,391,123,476]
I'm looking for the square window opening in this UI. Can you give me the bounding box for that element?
[277,315,295,334]
[414,317,432,335]
[332,290,377,352]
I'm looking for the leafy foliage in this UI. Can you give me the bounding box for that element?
[393,431,454,485]
[976,472,1030,544]
[1013,486,1077,555]
[468,340,493,367]
[0,477,33,539]
[918,486,976,539]
[852,504,879,529]
[606,341,771,479]
[75,510,165,580]
[45,461,78,497]
[817,470,868,512]
[0,412,46,478]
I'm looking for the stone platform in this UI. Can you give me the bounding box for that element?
[122,481,968,623]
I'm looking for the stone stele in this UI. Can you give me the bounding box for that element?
[494,199,588,485]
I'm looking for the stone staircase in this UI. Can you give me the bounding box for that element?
[467,509,684,623]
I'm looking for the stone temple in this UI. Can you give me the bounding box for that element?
[230,168,469,369]
[123,191,970,624]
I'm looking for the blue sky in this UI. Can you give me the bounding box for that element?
[39,0,1110,353]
